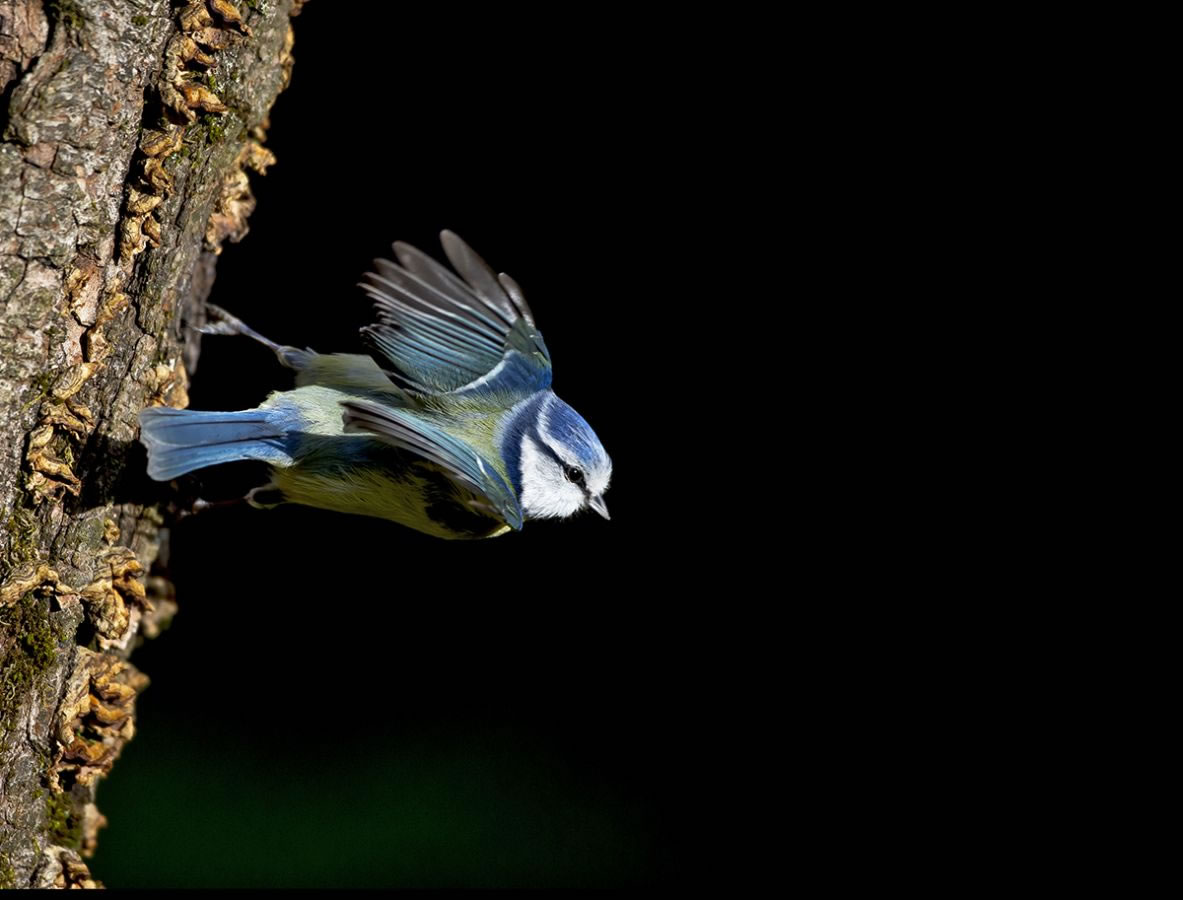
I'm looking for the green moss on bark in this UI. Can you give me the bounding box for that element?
[0,592,63,738]
[46,791,82,850]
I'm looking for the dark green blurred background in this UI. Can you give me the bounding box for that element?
[87,2,709,888]
[92,612,667,888]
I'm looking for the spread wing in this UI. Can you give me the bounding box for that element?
[359,230,551,401]
[341,398,523,530]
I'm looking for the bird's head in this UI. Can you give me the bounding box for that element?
[516,393,612,521]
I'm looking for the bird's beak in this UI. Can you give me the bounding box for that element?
[588,494,611,520]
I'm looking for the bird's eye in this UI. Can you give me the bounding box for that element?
[563,465,585,487]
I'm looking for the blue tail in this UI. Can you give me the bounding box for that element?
[138,407,295,481]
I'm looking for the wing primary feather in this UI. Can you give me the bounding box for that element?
[497,272,535,325]
[391,241,492,312]
[439,230,519,327]
[361,281,506,357]
[365,299,493,360]
[369,261,507,339]
[362,284,502,356]
[361,272,506,345]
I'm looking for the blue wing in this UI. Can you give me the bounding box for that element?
[359,231,551,401]
[341,398,523,530]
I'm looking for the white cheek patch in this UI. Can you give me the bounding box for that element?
[519,433,584,519]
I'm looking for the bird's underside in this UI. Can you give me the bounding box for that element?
[265,431,513,540]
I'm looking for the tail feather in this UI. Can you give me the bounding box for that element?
[139,407,294,481]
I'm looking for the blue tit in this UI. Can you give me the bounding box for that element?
[138,230,612,540]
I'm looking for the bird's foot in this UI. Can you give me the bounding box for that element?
[245,484,285,509]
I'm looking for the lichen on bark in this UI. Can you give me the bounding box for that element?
[0,0,302,887]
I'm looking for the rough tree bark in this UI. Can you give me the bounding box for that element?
[0,0,303,887]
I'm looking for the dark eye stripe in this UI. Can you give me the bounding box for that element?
[530,427,565,469]
[529,428,590,496]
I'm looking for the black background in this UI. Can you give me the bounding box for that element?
[89,3,725,889]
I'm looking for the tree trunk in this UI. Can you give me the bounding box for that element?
[0,0,302,887]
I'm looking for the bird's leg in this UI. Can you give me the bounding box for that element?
[193,304,313,370]
[173,484,285,519]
